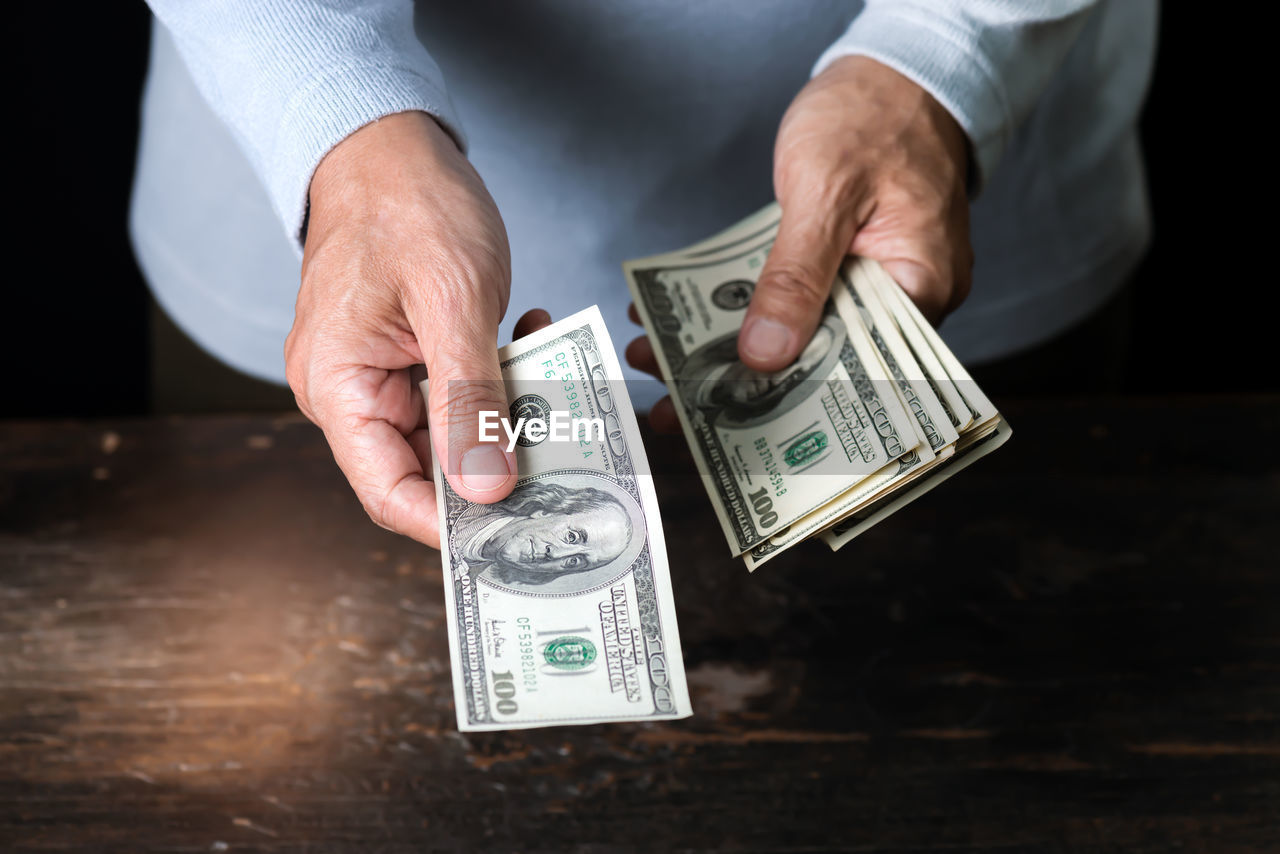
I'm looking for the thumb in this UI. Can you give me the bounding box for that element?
[423,315,518,505]
[739,202,857,372]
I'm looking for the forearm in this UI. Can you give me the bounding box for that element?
[146,0,464,243]
[816,0,1099,192]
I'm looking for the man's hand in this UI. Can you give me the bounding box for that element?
[740,55,971,371]
[286,111,536,547]
[627,55,972,430]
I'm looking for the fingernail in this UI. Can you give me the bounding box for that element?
[741,317,794,364]
[460,445,514,493]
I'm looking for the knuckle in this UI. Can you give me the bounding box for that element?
[334,408,372,438]
[291,390,315,421]
[759,262,830,306]
[361,498,392,532]
[817,168,870,216]
[433,313,492,359]
[282,343,318,421]
[414,247,509,310]
[903,272,945,307]
[361,471,417,535]
[356,474,397,533]
[435,379,503,429]
[893,262,948,319]
[418,306,500,366]
[284,349,305,396]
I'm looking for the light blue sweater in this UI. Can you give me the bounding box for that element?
[132,1,1156,392]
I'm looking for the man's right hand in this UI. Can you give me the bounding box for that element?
[286,111,524,548]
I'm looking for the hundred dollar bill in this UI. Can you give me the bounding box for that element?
[624,232,918,556]
[426,305,690,731]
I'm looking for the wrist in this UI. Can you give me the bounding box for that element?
[308,111,465,230]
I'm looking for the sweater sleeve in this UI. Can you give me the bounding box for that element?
[146,0,464,245]
[814,0,1099,193]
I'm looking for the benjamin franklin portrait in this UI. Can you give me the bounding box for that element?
[680,312,846,429]
[449,474,647,594]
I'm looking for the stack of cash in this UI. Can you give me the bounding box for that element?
[624,203,1011,570]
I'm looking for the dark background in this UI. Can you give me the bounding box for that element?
[6,5,1271,418]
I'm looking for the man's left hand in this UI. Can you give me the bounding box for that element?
[627,55,973,431]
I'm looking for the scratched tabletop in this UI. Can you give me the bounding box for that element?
[2,397,1277,852]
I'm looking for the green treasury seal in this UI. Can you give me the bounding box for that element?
[542,636,598,670]
[784,430,828,468]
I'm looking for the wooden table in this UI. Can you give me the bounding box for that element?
[2,398,1277,852]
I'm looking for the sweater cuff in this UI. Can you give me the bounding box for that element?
[269,63,466,246]
[812,3,1010,195]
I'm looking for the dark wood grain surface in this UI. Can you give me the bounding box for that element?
[2,398,1277,853]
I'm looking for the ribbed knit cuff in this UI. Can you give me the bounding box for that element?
[812,2,1010,195]
[269,63,465,246]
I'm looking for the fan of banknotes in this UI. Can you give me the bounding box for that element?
[425,202,1007,730]
[623,202,1011,570]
